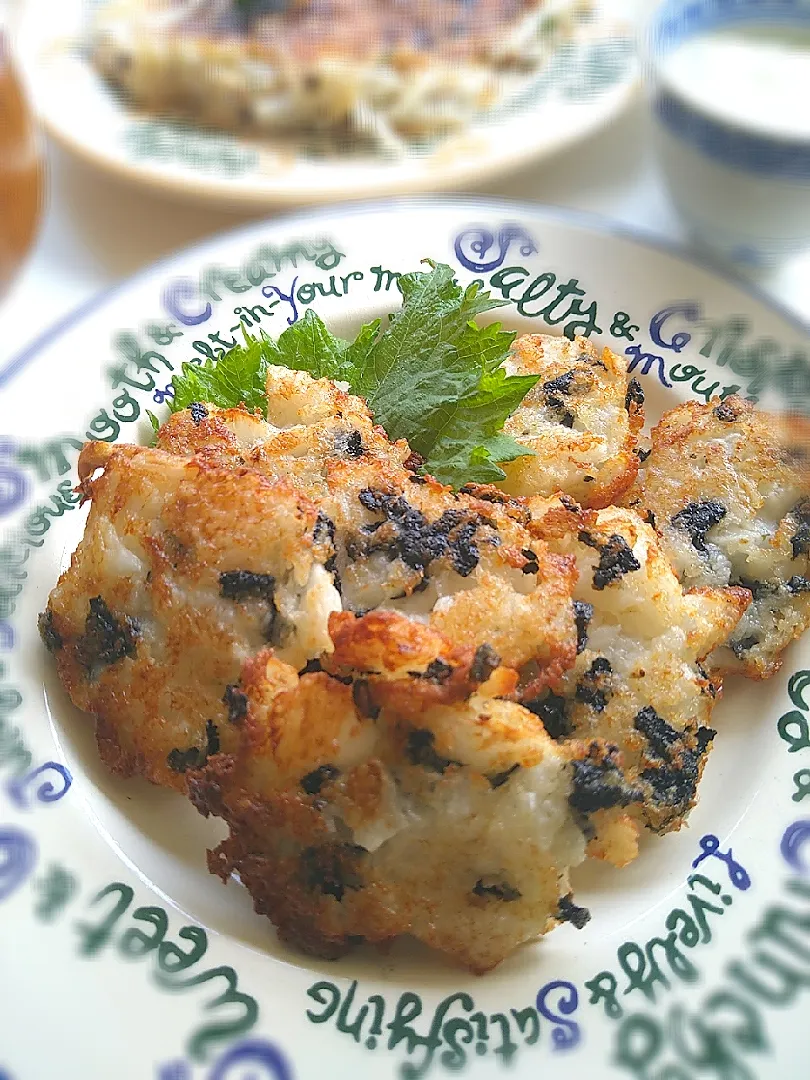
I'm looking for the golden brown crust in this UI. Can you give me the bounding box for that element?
[499,334,642,509]
[637,396,810,678]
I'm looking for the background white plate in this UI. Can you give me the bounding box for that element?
[12,0,640,206]
[1,198,810,1079]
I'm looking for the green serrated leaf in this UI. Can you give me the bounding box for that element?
[169,336,267,414]
[165,262,537,489]
[146,409,161,445]
[269,309,354,382]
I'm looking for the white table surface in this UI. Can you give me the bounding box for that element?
[1,94,808,374]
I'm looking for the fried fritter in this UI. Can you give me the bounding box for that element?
[41,441,340,791]
[499,334,643,508]
[158,369,580,680]
[189,647,642,972]
[42,367,578,797]
[634,397,810,678]
[526,498,748,834]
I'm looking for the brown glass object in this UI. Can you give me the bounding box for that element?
[0,31,43,297]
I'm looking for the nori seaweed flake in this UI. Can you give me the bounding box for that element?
[219,570,276,602]
[579,532,641,590]
[524,692,572,740]
[301,843,365,901]
[557,893,591,929]
[223,684,248,724]
[625,378,644,410]
[472,878,521,902]
[569,745,642,815]
[300,764,341,795]
[670,500,727,553]
[78,596,139,672]
[38,609,63,653]
[573,599,594,655]
[406,729,461,774]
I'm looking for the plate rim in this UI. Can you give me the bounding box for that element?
[2,194,808,393]
[14,0,641,206]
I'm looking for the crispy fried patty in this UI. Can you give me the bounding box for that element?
[632,396,810,679]
[499,334,643,509]
[41,367,639,970]
[525,497,747,835]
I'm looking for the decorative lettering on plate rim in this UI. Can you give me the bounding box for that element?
[1,226,809,1076]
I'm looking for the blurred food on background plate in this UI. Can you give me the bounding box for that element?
[0,28,43,296]
[88,0,595,155]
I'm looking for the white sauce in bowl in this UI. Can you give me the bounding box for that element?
[659,25,810,142]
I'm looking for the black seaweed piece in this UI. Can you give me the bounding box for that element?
[188,402,208,425]
[670,500,727,553]
[205,719,220,756]
[729,635,759,658]
[787,576,810,594]
[410,659,454,683]
[336,429,364,458]
[575,658,612,713]
[79,596,139,671]
[356,489,488,578]
[713,400,740,422]
[634,705,680,757]
[635,447,652,463]
[487,764,520,789]
[524,692,572,740]
[792,525,810,559]
[560,411,575,429]
[299,658,323,675]
[579,532,641,590]
[557,893,591,929]
[569,747,642,815]
[521,548,540,575]
[449,521,481,577]
[634,707,715,815]
[573,600,594,655]
[625,378,644,410]
[167,746,206,773]
[790,500,810,558]
[472,879,522,902]
[167,720,219,773]
[737,578,775,601]
[38,609,63,653]
[301,843,365,901]
[352,679,380,720]
[219,570,276,602]
[542,370,577,404]
[223,684,248,724]
[470,643,500,683]
[300,764,341,795]
[313,511,336,547]
[406,729,461,774]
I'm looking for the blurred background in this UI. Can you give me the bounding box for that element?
[1,0,808,367]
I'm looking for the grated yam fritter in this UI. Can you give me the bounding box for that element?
[632,396,810,679]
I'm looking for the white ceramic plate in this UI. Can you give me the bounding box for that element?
[2,198,810,1080]
[12,0,639,206]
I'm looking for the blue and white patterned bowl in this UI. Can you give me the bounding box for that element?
[646,0,810,270]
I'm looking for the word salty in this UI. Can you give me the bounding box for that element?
[587,835,751,1019]
[305,977,580,1079]
[614,820,810,1080]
